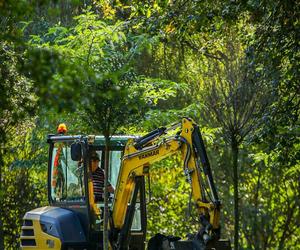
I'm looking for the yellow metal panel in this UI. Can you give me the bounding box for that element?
[20,211,61,250]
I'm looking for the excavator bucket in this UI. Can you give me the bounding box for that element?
[172,239,231,250]
[148,233,231,250]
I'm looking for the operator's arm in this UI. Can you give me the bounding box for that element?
[108,184,114,193]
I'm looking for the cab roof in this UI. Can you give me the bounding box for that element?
[93,135,138,147]
[47,134,138,147]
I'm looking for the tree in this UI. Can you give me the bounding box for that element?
[0,42,37,249]
[241,2,300,248]
[1,120,48,249]
[26,9,179,248]
[196,36,270,249]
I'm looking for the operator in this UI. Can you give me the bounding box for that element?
[90,151,114,202]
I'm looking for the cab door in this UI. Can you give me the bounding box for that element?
[124,176,147,250]
[48,138,91,243]
[88,148,146,250]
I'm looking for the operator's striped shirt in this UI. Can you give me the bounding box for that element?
[92,167,112,202]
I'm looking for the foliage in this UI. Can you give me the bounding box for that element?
[1,121,48,249]
[25,9,183,134]
[147,156,198,238]
[2,168,47,249]
[240,146,300,249]
[0,43,36,142]
[0,0,299,249]
[0,42,38,249]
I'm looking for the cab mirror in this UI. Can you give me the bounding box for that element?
[71,143,82,161]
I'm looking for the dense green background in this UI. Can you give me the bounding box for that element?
[0,0,299,249]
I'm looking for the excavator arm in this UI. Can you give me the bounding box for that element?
[111,118,223,249]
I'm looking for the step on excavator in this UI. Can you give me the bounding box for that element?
[20,117,231,250]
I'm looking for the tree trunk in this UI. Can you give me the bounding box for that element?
[232,139,239,250]
[0,219,3,250]
[103,135,110,250]
[278,203,296,250]
[0,149,4,250]
[253,164,261,250]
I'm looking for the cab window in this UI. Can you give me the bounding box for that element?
[50,142,85,202]
[92,149,141,231]
[109,150,122,188]
[109,150,141,231]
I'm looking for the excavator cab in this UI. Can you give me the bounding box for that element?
[20,134,146,250]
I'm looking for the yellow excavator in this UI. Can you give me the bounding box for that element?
[20,117,231,250]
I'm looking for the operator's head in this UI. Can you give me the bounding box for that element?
[90,151,100,172]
